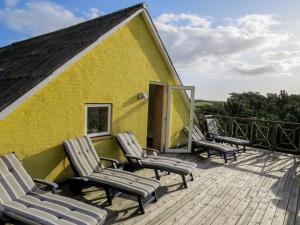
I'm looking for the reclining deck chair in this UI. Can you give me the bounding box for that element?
[206,118,250,151]
[64,136,160,214]
[184,125,239,163]
[115,132,197,188]
[0,153,107,225]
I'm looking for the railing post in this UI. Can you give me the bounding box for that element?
[298,129,300,154]
[271,123,278,153]
[199,114,300,155]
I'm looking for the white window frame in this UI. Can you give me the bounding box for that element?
[85,103,112,137]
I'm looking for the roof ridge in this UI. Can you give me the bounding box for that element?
[0,2,146,50]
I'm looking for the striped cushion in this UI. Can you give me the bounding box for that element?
[64,136,160,197]
[215,136,250,145]
[116,132,196,175]
[185,127,238,153]
[115,132,144,158]
[64,136,102,177]
[193,140,238,153]
[184,125,206,142]
[140,157,197,175]
[206,118,220,136]
[0,153,107,225]
[85,168,160,198]
[3,191,107,225]
[0,153,36,203]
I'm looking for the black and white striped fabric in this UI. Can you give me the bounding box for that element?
[206,118,250,146]
[64,136,102,177]
[114,132,144,159]
[186,125,206,142]
[185,126,238,153]
[0,153,107,225]
[214,136,250,145]
[64,136,160,198]
[206,118,220,136]
[116,132,197,176]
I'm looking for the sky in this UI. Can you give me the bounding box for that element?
[0,0,300,100]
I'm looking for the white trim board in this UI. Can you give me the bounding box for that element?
[0,7,191,120]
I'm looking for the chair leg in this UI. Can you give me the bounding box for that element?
[244,145,246,152]
[233,152,237,161]
[207,150,211,158]
[223,153,228,163]
[182,175,188,188]
[104,188,112,205]
[138,197,145,214]
[153,191,158,202]
[154,169,160,180]
[190,173,194,181]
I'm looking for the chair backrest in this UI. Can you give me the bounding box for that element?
[64,136,101,177]
[0,153,36,203]
[184,125,206,142]
[115,132,144,159]
[206,118,220,135]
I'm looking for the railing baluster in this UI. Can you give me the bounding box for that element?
[202,115,300,155]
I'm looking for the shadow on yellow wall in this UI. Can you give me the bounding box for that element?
[21,144,72,180]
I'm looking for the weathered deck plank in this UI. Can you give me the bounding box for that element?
[62,149,300,225]
[4,148,299,225]
[71,149,299,225]
[2,149,300,225]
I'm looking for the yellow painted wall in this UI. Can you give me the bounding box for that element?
[0,15,190,181]
[169,90,190,148]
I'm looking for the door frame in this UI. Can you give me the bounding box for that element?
[148,81,167,152]
[165,85,195,153]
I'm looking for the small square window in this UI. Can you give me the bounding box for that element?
[85,104,112,137]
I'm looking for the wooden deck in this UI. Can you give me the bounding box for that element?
[4,148,300,225]
[56,148,300,225]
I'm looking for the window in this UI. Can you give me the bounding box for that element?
[85,104,112,137]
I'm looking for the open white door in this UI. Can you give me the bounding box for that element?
[165,85,195,153]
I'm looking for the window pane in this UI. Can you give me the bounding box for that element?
[87,106,109,134]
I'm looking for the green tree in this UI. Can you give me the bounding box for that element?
[195,90,300,122]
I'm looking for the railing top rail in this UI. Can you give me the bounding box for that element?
[203,114,300,125]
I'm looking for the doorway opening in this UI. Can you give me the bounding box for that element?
[147,83,165,152]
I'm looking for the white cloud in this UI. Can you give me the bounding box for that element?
[84,7,103,19]
[155,13,300,79]
[5,0,19,8]
[156,13,211,28]
[0,1,103,36]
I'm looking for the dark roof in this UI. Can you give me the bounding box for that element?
[0,3,145,113]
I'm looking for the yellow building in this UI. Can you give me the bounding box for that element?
[0,3,194,181]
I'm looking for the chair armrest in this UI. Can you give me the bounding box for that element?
[142,148,158,156]
[33,179,59,194]
[67,177,89,182]
[124,155,143,166]
[206,132,216,139]
[99,157,120,169]
[206,136,215,141]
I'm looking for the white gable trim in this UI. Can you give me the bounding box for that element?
[0,7,191,120]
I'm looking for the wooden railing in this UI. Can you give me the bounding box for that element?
[200,115,300,154]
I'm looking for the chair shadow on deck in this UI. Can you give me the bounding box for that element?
[268,159,300,224]
[59,184,164,224]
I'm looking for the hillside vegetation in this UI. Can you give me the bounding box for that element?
[195,90,300,123]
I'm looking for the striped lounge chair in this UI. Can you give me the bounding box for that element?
[184,125,239,163]
[64,136,160,214]
[0,153,107,225]
[206,118,250,151]
[115,132,197,188]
